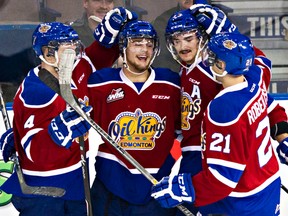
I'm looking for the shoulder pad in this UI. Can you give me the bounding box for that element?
[20,69,58,107]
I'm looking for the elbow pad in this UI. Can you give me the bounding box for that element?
[271,121,288,140]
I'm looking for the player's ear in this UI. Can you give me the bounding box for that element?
[42,47,55,62]
[215,60,225,71]
[42,47,48,57]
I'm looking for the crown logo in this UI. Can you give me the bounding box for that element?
[108,108,166,150]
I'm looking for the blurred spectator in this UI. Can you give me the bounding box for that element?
[0,24,40,102]
[71,0,115,47]
[152,0,210,72]
[0,0,9,10]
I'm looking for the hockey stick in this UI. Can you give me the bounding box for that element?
[58,50,93,216]
[39,49,194,216]
[39,51,93,215]
[0,86,66,197]
[78,135,93,216]
[281,184,288,194]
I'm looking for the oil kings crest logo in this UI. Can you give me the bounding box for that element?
[39,23,51,33]
[108,108,166,150]
[223,39,237,50]
[181,91,201,130]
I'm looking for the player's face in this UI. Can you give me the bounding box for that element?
[43,40,82,65]
[177,0,194,9]
[211,60,225,74]
[172,30,199,65]
[125,37,154,73]
[84,0,114,20]
[57,40,83,58]
[202,47,226,73]
[211,60,226,82]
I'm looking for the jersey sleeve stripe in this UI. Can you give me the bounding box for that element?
[97,151,160,174]
[22,128,44,161]
[208,167,238,188]
[229,172,280,197]
[181,146,202,152]
[207,158,246,170]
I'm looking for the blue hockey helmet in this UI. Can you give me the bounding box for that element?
[206,32,255,75]
[32,22,79,57]
[165,9,208,67]
[165,9,206,44]
[119,20,160,56]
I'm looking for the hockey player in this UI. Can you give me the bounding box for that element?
[0,6,136,164]
[163,5,288,215]
[0,7,137,215]
[151,32,281,216]
[166,4,288,168]
[0,22,93,216]
[87,20,182,215]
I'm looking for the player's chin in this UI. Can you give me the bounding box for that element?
[134,63,149,72]
[180,54,194,64]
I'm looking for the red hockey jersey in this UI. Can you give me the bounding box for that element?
[88,67,181,204]
[1,41,119,200]
[193,80,280,215]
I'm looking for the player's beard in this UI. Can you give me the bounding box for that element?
[126,57,151,74]
[133,63,149,73]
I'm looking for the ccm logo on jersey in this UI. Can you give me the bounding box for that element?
[152,95,170,100]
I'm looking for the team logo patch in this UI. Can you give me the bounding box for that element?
[181,91,201,130]
[107,88,124,103]
[38,24,51,33]
[200,132,206,159]
[78,95,89,106]
[108,108,166,150]
[223,39,237,50]
[201,132,206,151]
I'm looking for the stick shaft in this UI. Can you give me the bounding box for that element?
[79,135,93,215]
[58,49,93,216]
[0,87,11,129]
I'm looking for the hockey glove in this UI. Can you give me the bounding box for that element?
[48,105,92,148]
[151,173,195,208]
[94,7,138,48]
[190,4,239,36]
[0,128,15,163]
[276,137,288,165]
